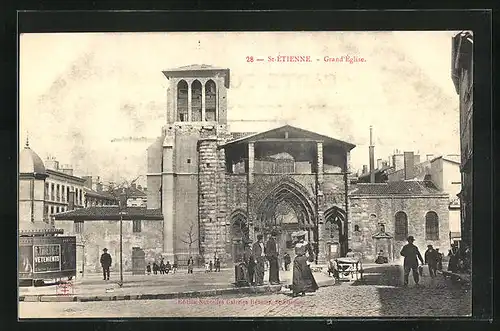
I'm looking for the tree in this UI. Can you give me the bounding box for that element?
[180,221,199,259]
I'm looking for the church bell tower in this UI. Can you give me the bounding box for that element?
[147,65,231,265]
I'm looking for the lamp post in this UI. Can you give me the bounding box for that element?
[118,208,126,286]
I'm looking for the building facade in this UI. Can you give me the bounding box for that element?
[82,176,118,207]
[451,31,473,250]
[146,65,356,266]
[349,181,450,262]
[44,157,86,223]
[387,154,462,244]
[55,207,163,274]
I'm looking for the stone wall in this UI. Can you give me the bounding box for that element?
[174,175,199,264]
[226,174,248,216]
[349,195,450,262]
[55,220,164,274]
[197,126,230,265]
[322,174,348,211]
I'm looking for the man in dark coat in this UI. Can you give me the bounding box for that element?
[100,248,112,280]
[252,234,266,286]
[400,236,424,286]
[424,244,439,277]
[283,253,291,271]
[243,240,256,285]
[266,230,281,285]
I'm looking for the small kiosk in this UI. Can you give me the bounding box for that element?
[19,225,76,286]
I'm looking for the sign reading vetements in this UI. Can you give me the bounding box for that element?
[33,244,61,272]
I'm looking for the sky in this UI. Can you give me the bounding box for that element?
[20,31,460,185]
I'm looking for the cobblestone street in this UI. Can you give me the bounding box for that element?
[19,264,471,318]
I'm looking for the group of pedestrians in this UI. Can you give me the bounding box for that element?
[146,258,178,275]
[204,258,222,272]
[400,236,444,286]
[237,229,318,297]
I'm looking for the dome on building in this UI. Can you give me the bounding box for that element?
[19,138,46,175]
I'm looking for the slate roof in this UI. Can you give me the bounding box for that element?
[349,180,445,196]
[231,132,257,140]
[19,221,64,236]
[53,207,163,220]
[84,188,118,200]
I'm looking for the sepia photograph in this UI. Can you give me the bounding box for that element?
[18,30,473,318]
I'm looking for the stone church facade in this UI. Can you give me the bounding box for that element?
[146,65,356,266]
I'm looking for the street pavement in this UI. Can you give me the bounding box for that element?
[19,264,471,318]
[19,267,335,298]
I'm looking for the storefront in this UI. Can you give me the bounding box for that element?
[19,228,76,284]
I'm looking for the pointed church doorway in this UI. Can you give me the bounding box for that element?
[324,206,348,258]
[229,210,249,263]
[256,178,317,265]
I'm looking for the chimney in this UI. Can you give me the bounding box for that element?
[426,154,434,161]
[404,152,415,180]
[68,191,75,210]
[45,157,59,171]
[369,126,375,183]
[82,176,92,189]
[60,164,74,176]
[362,165,368,174]
[392,153,404,171]
[376,159,383,169]
[96,182,103,192]
[414,154,421,165]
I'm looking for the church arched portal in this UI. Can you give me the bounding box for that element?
[229,210,249,263]
[324,206,347,258]
[256,180,317,262]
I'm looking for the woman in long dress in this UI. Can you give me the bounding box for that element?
[292,231,319,297]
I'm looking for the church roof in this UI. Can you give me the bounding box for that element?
[350,180,446,196]
[53,207,162,220]
[222,125,356,150]
[19,139,47,176]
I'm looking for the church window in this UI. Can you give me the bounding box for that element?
[191,80,202,121]
[74,221,84,233]
[177,80,189,122]
[133,220,142,233]
[394,211,408,241]
[205,80,217,121]
[425,211,439,240]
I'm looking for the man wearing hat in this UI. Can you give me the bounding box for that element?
[266,229,281,285]
[400,236,424,286]
[424,244,439,278]
[252,234,266,286]
[243,239,256,285]
[100,248,112,281]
